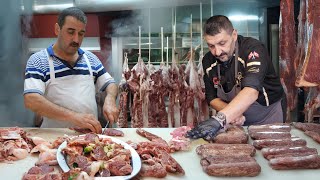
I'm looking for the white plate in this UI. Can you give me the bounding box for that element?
[57,135,142,180]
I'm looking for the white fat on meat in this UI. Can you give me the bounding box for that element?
[11,148,28,160]
[31,137,51,146]
[169,126,192,151]
[76,171,92,180]
[170,126,192,138]
[31,143,54,153]
[89,161,103,177]
[36,150,58,166]
[0,130,21,140]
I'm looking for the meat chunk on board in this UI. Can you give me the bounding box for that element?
[212,126,248,144]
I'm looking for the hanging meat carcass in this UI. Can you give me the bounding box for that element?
[127,57,148,128]
[197,52,210,122]
[118,53,131,128]
[140,67,150,128]
[184,56,200,126]
[296,0,320,87]
[145,63,158,127]
[179,64,189,126]
[294,0,320,123]
[304,87,320,122]
[168,59,181,127]
[279,0,298,121]
[294,0,307,80]
[157,62,169,127]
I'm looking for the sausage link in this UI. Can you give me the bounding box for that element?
[252,138,307,150]
[269,154,320,170]
[261,146,318,160]
[196,144,256,157]
[201,155,261,177]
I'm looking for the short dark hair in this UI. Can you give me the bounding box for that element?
[57,7,87,28]
[203,15,234,36]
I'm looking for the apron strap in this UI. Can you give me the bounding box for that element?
[45,49,56,81]
[234,42,239,80]
[217,41,239,86]
[217,64,221,80]
[83,54,93,77]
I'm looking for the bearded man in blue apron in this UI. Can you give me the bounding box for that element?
[186,15,287,141]
[23,7,119,134]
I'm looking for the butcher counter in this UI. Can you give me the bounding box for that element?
[0,127,319,180]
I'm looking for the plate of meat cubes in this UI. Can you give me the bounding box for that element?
[57,133,141,179]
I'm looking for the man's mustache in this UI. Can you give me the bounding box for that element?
[215,53,228,58]
[70,42,79,47]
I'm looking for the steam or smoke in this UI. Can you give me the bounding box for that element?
[0,0,34,127]
[110,10,146,37]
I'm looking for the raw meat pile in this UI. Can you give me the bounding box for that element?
[249,123,320,170]
[22,129,186,179]
[293,122,320,143]
[132,128,185,178]
[0,127,34,162]
[22,136,71,179]
[70,127,125,137]
[23,133,133,179]
[62,133,133,177]
[168,126,192,152]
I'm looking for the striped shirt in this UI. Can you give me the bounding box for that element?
[24,45,115,95]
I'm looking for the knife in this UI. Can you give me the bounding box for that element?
[102,120,110,134]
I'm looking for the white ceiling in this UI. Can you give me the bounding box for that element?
[28,0,279,13]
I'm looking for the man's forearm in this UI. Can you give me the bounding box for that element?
[24,93,76,123]
[210,98,228,111]
[219,87,258,123]
[104,83,118,104]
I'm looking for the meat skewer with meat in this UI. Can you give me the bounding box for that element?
[127,27,148,128]
[118,53,131,128]
[168,52,181,127]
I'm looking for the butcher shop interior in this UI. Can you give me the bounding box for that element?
[0,0,320,179]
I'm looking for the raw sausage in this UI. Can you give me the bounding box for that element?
[269,154,320,170]
[249,131,292,140]
[248,124,291,132]
[252,138,307,150]
[261,146,318,160]
[196,144,256,157]
[200,155,261,177]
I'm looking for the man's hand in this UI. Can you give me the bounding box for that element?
[71,113,102,134]
[103,103,119,125]
[185,117,222,141]
[103,96,119,125]
[103,84,119,125]
[230,115,245,126]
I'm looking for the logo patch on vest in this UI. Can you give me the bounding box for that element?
[248,67,260,73]
[212,77,219,88]
[248,51,260,60]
